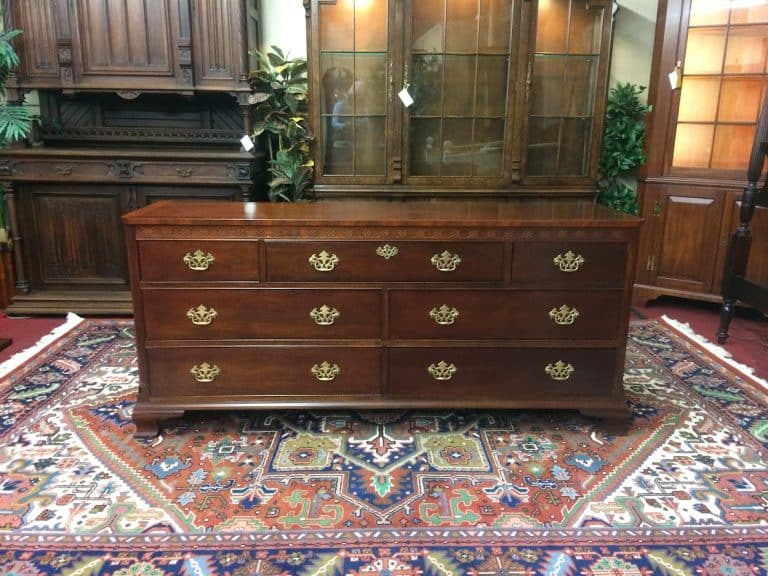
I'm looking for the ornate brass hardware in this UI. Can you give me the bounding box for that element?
[553,251,585,272]
[376,244,399,260]
[176,168,194,177]
[183,249,215,271]
[429,305,460,325]
[431,251,462,272]
[55,165,73,176]
[548,305,580,326]
[428,361,457,381]
[311,361,340,382]
[545,361,575,381]
[190,362,220,383]
[309,250,340,272]
[187,305,218,326]
[310,305,340,326]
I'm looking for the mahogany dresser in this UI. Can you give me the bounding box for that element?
[123,198,641,436]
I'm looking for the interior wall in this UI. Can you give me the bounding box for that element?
[260,0,660,97]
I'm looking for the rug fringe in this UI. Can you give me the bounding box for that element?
[0,312,85,378]
[661,314,767,390]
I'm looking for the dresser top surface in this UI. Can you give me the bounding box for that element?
[123,198,641,228]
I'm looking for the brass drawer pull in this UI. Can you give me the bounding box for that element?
[309,250,340,271]
[549,305,579,326]
[545,361,574,381]
[553,251,585,272]
[429,305,459,325]
[431,250,462,272]
[310,305,340,326]
[311,361,340,381]
[190,362,220,383]
[428,361,457,381]
[187,305,218,326]
[376,244,399,259]
[183,249,216,271]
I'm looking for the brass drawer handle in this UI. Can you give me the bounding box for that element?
[183,249,215,271]
[311,361,340,381]
[309,250,340,271]
[310,305,340,326]
[549,305,579,326]
[190,362,220,383]
[429,305,459,325]
[431,250,462,272]
[545,361,575,381]
[376,244,399,259]
[428,361,457,381]
[187,305,218,326]
[553,251,585,272]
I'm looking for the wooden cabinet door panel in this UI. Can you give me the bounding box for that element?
[651,188,724,293]
[24,184,129,288]
[14,0,59,84]
[70,0,184,89]
[192,0,248,90]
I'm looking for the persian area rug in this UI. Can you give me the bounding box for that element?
[1,319,767,575]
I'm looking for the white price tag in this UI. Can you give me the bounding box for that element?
[668,69,680,90]
[398,87,414,108]
[240,134,255,152]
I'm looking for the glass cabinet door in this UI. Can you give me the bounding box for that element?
[316,0,391,181]
[308,0,614,193]
[406,0,514,183]
[671,0,768,173]
[526,0,607,180]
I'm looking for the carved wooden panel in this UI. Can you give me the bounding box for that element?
[74,0,175,75]
[16,0,59,82]
[192,0,249,89]
[24,184,129,288]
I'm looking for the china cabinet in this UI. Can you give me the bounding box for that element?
[305,0,615,196]
[0,0,263,315]
[634,0,768,305]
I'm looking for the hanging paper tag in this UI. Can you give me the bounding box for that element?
[668,69,680,90]
[240,134,255,152]
[398,87,414,108]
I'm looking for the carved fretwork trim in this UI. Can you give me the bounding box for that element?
[40,127,242,144]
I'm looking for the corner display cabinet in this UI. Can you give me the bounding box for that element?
[305,0,615,196]
[634,0,768,306]
[0,0,263,315]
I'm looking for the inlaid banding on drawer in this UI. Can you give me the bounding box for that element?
[142,288,381,339]
[146,347,380,397]
[388,347,617,397]
[138,240,260,281]
[511,242,627,287]
[388,290,623,339]
[265,241,504,283]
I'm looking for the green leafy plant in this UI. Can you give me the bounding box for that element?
[597,83,652,215]
[0,19,33,237]
[249,46,313,202]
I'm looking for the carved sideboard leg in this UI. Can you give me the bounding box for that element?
[4,183,30,295]
[579,405,631,436]
[132,407,185,438]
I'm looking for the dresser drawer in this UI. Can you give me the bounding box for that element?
[511,242,627,287]
[142,288,381,340]
[388,347,617,398]
[265,241,504,283]
[388,290,623,340]
[138,240,260,282]
[146,346,380,397]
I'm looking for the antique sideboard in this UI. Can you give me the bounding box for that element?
[123,198,640,436]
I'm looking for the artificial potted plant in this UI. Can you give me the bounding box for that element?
[597,83,652,215]
[249,46,313,202]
